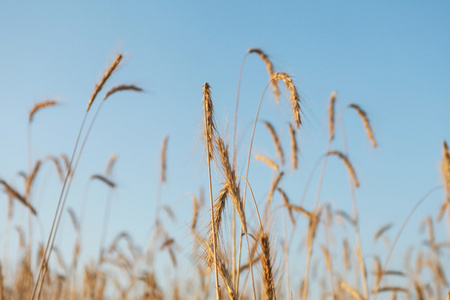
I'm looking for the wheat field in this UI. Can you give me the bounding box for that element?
[0,45,449,300]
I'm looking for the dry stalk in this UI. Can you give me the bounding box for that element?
[45,156,64,181]
[248,48,280,103]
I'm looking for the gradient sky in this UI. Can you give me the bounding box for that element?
[1,1,449,298]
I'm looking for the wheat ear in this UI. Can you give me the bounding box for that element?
[441,141,450,199]
[327,151,359,188]
[263,121,285,166]
[216,137,247,234]
[268,172,283,204]
[29,100,58,123]
[248,48,280,103]
[103,84,143,100]
[255,154,279,172]
[260,232,275,300]
[202,82,220,300]
[87,54,123,112]
[348,103,376,148]
[0,180,36,215]
[328,91,337,141]
[288,123,298,170]
[160,136,169,183]
[272,72,301,129]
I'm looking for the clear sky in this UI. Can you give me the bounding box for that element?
[1,1,449,298]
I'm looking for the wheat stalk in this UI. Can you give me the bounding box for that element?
[348,103,376,148]
[248,48,280,103]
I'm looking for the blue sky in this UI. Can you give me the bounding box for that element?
[1,1,449,298]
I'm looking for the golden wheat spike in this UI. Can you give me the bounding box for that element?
[29,100,58,123]
[87,54,123,112]
[263,121,285,166]
[442,141,450,198]
[216,137,247,234]
[348,103,376,148]
[0,180,36,215]
[260,232,275,300]
[272,72,301,129]
[202,83,215,160]
[103,84,143,100]
[255,154,279,172]
[277,188,295,225]
[328,91,337,141]
[268,172,283,203]
[160,136,169,183]
[90,174,116,188]
[373,223,393,243]
[289,123,298,170]
[327,150,359,188]
[248,48,280,103]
